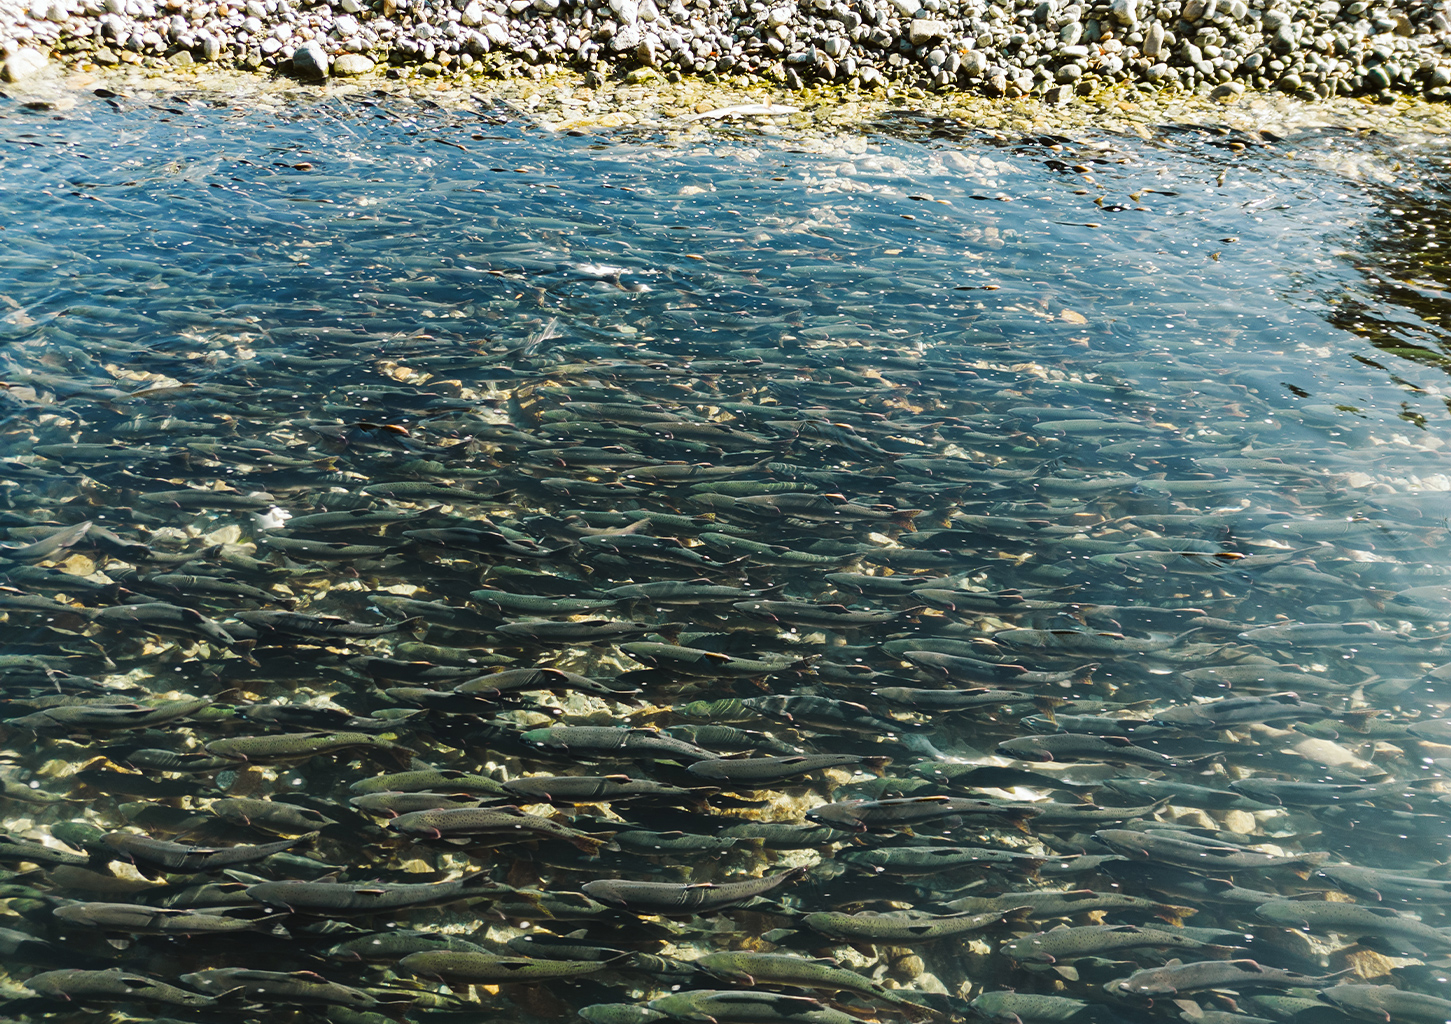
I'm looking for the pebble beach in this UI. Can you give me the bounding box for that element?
[4,0,1451,102]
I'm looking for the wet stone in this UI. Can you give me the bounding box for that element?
[291,38,329,77]
[1,46,48,81]
[332,52,374,74]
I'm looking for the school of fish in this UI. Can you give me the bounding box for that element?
[4,98,1451,1024]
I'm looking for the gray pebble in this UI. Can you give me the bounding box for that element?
[291,37,329,77]
[333,51,374,73]
[0,0,1442,105]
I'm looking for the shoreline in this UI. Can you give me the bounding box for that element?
[4,52,1451,142]
[4,0,1451,105]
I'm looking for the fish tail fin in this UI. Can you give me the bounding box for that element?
[1204,943,1250,960]
[894,510,922,532]
[1032,696,1063,719]
[234,640,259,667]
[374,998,417,1022]
[864,756,893,777]
[1154,903,1198,926]
[1001,906,1036,926]
[1342,708,1382,732]
[573,833,616,856]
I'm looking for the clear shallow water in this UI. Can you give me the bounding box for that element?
[4,86,1451,1022]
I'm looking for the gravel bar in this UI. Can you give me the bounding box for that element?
[4,0,1451,102]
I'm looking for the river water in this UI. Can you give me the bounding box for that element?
[3,81,1451,1024]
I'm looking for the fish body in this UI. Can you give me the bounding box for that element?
[943,888,1190,920]
[1320,983,1451,1023]
[998,733,1200,767]
[1228,777,1435,807]
[93,602,236,643]
[53,902,282,934]
[234,609,408,638]
[1095,829,1329,871]
[1003,924,1235,964]
[246,876,496,915]
[387,806,613,853]
[581,868,806,914]
[101,831,308,873]
[501,774,701,803]
[580,1004,670,1024]
[497,618,654,643]
[27,968,221,1006]
[693,952,925,1009]
[686,755,887,785]
[348,769,507,796]
[1102,778,1281,811]
[1108,958,1343,997]
[840,845,1045,874]
[647,989,858,1024]
[873,686,1032,711]
[1315,863,1451,903]
[328,930,489,961]
[803,907,1021,942]
[208,798,338,834]
[1254,899,1451,952]
[1151,693,1334,729]
[522,726,716,762]
[991,627,1194,654]
[205,731,400,763]
[399,951,613,982]
[620,642,806,677]
[805,795,1040,832]
[742,695,912,735]
[455,667,636,698]
[969,990,1096,1022]
[180,968,378,1008]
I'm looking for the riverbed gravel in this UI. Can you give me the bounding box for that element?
[3,0,1451,103]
